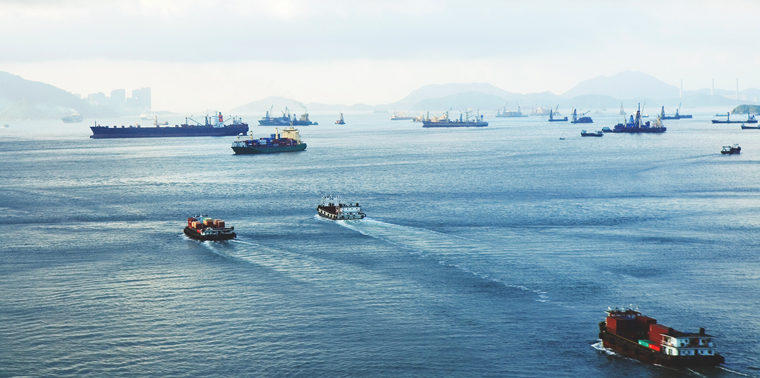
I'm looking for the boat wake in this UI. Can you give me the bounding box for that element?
[717,366,752,377]
[335,218,549,302]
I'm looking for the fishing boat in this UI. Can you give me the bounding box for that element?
[571,109,593,124]
[598,307,724,368]
[335,113,345,125]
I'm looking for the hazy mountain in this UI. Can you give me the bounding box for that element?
[0,71,97,120]
[563,71,680,100]
[388,83,518,110]
[231,96,308,115]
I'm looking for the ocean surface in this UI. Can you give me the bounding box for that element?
[1,112,759,377]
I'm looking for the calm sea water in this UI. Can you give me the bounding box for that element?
[1,113,759,377]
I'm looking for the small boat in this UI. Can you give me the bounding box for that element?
[571,109,593,124]
[335,113,345,125]
[598,307,724,368]
[580,130,603,137]
[721,144,741,155]
[184,215,236,241]
[317,195,366,220]
[740,123,760,129]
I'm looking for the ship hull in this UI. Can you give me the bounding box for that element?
[90,124,249,139]
[183,227,236,241]
[422,122,488,128]
[548,118,568,122]
[713,120,757,124]
[232,143,307,154]
[598,324,724,368]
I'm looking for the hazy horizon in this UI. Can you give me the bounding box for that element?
[2,0,759,111]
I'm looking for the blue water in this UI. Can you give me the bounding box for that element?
[1,114,759,376]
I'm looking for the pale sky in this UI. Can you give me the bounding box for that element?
[1,0,759,111]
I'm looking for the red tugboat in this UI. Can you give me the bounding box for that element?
[184,216,236,241]
[598,307,724,368]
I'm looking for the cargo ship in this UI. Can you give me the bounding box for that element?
[231,127,306,154]
[660,106,692,120]
[598,307,724,368]
[317,195,366,220]
[184,215,236,241]
[496,105,527,118]
[391,112,414,120]
[548,108,567,122]
[421,111,488,128]
[90,113,248,139]
[741,123,760,129]
[712,112,757,124]
[571,109,593,124]
[604,105,666,133]
[258,108,318,126]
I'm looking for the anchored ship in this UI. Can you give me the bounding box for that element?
[598,307,724,368]
[571,109,593,124]
[90,112,248,139]
[231,127,306,154]
[258,107,318,126]
[317,195,366,220]
[603,105,666,133]
[660,106,692,120]
[421,111,488,128]
[391,112,414,120]
[335,113,345,125]
[496,105,527,118]
[184,215,236,241]
[712,112,757,124]
[548,107,567,122]
[721,144,741,154]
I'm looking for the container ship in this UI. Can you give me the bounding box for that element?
[598,307,724,368]
[184,215,236,241]
[258,108,317,126]
[90,113,248,139]
[231,127,306,154]
[602,105,666,133]
[421,111,488,128]
[317,195,366,220]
